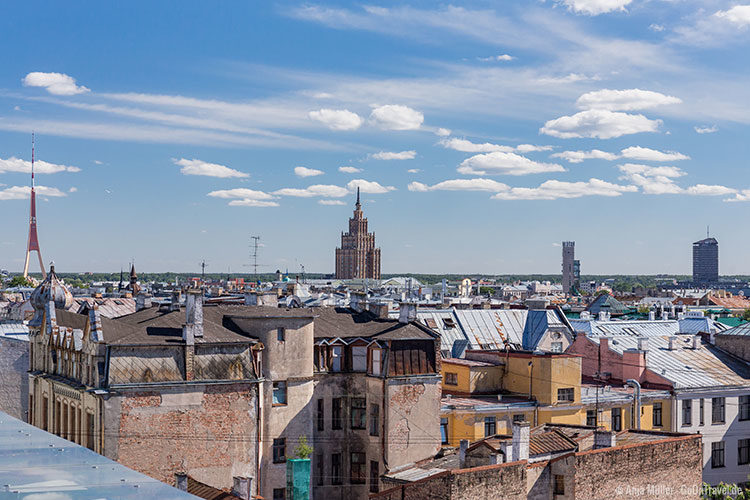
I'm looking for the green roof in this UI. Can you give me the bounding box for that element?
[717,317,748,328]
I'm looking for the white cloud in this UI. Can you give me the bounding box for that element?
[620,146,689,162]
[561,0,632,15]
[685,184,737,196]
[618,163,685,179]
[435,128,451,137]
[273,184,350,198]
[0,157,81,174]
[440,138,551,154]
[540,109,662,139]
[207,188,275,200]
[576,89,682,111]
[338,166,362,173]
[715,5,750,27]
[492,178,637,200]
[649,23,665,32]
[550,149,619,163]
[68,187,77,193]
[308,108,363,130]
[319,199,346,205]
[227,199,280,207]
[346,179,396,193]
[408,178,509,192]
[726,189,750,202]
[695,125,718,134]
[479,54,514,61]
[294,166,324,177]
[94,160,103,165]
[372,150,416,160]
[407,168,421,173]
[457,152,565,176]
[22,72,90,96]
[369,105,424,130]
[173,158,248,178]
[0,185,67,200]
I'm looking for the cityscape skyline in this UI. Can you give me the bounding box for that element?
[3,2,750,274]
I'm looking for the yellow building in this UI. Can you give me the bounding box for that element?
[440,351,673,447]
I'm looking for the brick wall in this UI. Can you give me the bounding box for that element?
[0,337,29,420]
[715,335,750,362]
[114,382,257,490]
[570,435,703,500]
[374,461,526,500]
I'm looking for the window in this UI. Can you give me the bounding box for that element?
[316,454,324,486]
[739,439,750,465]
[551,342,563,353]
[682,399,692,426]
[611,408,622,432]
[317,399,325,431]
[653,403,663,427]
[371,348,382,376]
[273,488,285,500]
[557,388,574,403]
[331,346,343,372]
[741,396,750,421]
[370,461,379,493]
[440,418,449,444]
[272,438,286,463]
[351,398,366,429]
[352,346,367,372]
[351,452,366,484]
[272,381,287,406]
[512,414,525,423]
[42,396,48,431]
[86,412,95,451]
[712,397,725,424]
[445,372,458,386]
[369,404,379,436]
[484,416,496,437]
[554,474,565,495]
[443,318,456,329]
[331,453,342,485]
[332,398,343,430]
[277,327,285,342]
[699,398,705,426]
[711,441,725,468]
[586,410,596,427]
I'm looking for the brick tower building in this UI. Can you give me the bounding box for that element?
[335,188,381,279]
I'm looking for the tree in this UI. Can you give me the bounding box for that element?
[742,309,750,322]
[8,276,33,287]
[293,435,314,459]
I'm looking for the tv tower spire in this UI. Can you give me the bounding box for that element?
[22,133,46,279]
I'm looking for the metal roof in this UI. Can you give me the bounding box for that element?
[589,335,750,390]
[571,319,679,337]
[417,309,469,352]
[455,309,527,349]
[718,322,750,336]
[0,321,29,341]
[0,411,197,499]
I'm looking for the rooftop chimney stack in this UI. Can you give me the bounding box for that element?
[398,301,417,324]
[231,477,252,500]
[174,473,188,492]
[637,337,649,352]
[511,421,530,462]
[170,290,181,311]
[668,336,677,350]
[594,430,616,449]
[185,289,204,339]
[648,310,655,321]
[459,439,469,469]
[692,334,701,349]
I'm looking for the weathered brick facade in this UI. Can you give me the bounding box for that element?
[715,335,750,362]
[112,383,258,489]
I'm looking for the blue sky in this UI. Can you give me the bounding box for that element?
[2,0,750,275]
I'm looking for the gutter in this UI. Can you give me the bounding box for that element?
[626,379,641,430]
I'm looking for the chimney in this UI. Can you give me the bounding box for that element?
[692,334,701,349]
[598,311,607,321]
[499,440,513,464]
[594,430,616,449]
[174,472,188,492]
[459,439,469,468]
[661,309,668,320]
[370,301,389,319]
[512,421,529,462]
[244,292,258,306]
[88,303,104,343]
[185,290,203,339]
[600,336,611,353]
[668,336,677,350]
[648,310,655,321]
[709,331,715,345]
[350,292,363,313]
[398,302,417,324]
[231,477,252,500]
[170,289,181,311]
[637,337,649,352]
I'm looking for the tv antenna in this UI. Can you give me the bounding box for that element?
[244,235,266,284]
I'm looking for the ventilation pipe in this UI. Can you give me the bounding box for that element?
[626,379,641,430]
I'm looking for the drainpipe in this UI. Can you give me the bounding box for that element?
[626,379,641,430]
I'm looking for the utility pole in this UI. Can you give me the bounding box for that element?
[200,260,208,285]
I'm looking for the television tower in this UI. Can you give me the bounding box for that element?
[22,133,46,279]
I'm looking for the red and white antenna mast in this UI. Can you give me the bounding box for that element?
[22,132,46,279]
